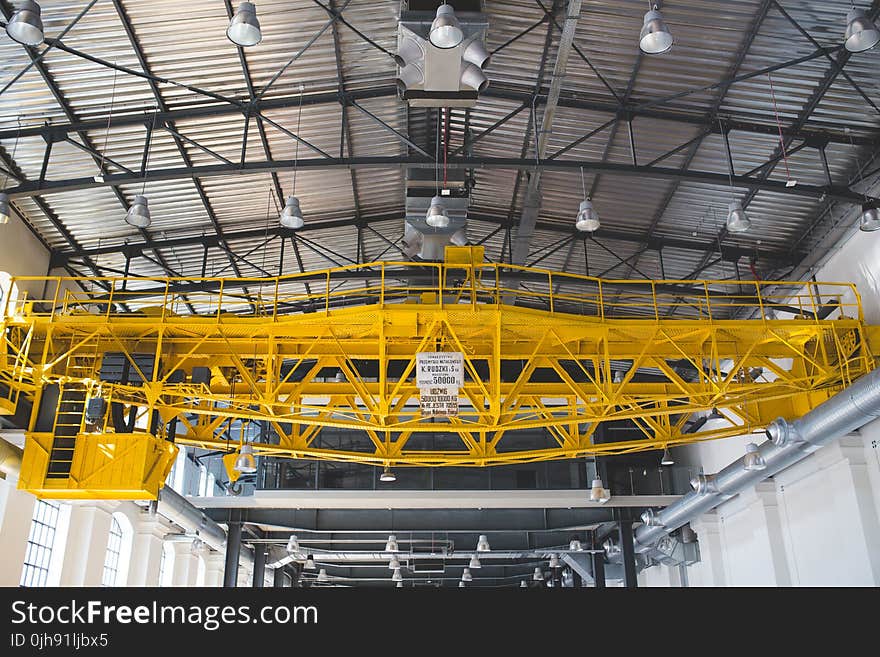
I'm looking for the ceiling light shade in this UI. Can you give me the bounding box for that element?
[548,553,560,568]
[396,36,425,92]
[389,556,401,570]
[233,443,257,473]
[304,554,316,570]
[227,2,262,47]
[317,568,329,583]
[639,7,673,54]
[6,0,44,47]
[461,567,473,582]
[280,195,304,229]
[463,38,491,68]
[0,193,10,225]
[859,200,880,232]
[661,448,674,466]
[468,555,481,569]
[379,466,397,483]
[459,580,466,588]
[385,535,399,552]
[334,370,345,383]
[726,200,751,233]
[844,7,880,53]
[429,3,463,49]
[476,534,490,552]
[533,567,544,581]
[124,195,151,228]
[520,579,528,588]
[396,580,403,588]
[568,538,583,552]
[286,534,299,553]
[425,195,450,228]
[743,442,767,471]
[575,199,600,232]
[392,567,403,582]
[589,478,608,502]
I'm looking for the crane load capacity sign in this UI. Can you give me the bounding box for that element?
[416,352,464,417]
[416,352,464,388]
[419,386,460,417]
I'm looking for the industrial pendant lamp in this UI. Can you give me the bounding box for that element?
[233,442,257,473]
[476,534,490,552]
[389,556,401,570]
[461,567,473,582]
[317,568,329,583]
[385,534,399,552]
[859,200,880,232]
[639,3,673,55]
[392,568,403,582]
[844,6,880,52]
[743,442,767,471]
[227,2,262,47]
[726,200,751,233]
[6,0,44,46]
[126,109,158,228]
[286,534,299,553]
[532,567,544,581]
[0,193,10,225]
[429,3,463,49]
[548,553,559,568]
[575,167,600,232]
[304,554,316,570]
[468,554,481,569]
[589,477,611,503]
[660,447,674,466]
[281,86,305,229]
[520,579,528,588]
[380,465,397,483]
[396,580,403,588]
[458,580,466,588]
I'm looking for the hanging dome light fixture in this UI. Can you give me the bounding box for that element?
[844,6,880,53]
[6,0,44,46]
[425,195,450,228]
[429,3,463,49]
[280,85,306,229]
[859,200,880,232]
[227,2,262,47]
[233,442,257,474]
[575,167,600,232]
[639,4,673,55]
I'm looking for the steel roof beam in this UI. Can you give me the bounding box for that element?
[8,156,867,205]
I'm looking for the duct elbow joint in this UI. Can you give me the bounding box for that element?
[689,473,719,495]
[766,418,801,447]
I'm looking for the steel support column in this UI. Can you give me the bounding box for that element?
[252,543,267,588]
[224,512,242,588]
[591,530,605,588]
[619,520,637,588]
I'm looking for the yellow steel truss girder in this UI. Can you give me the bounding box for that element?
[2,262,877,467]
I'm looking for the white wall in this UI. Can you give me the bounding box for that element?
[655,219,880,587]
[0,206,49,299]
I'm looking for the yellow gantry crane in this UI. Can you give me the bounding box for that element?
[1,246,878,499]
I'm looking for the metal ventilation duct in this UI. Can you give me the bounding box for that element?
[397,1,490,107]
[610,366,880,557]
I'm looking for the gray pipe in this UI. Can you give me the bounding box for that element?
[157,485,228,552]
[631,365,880,553]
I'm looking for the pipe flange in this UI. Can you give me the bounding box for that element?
[689,473,719,495]
[640,508,665,527]
[765,417,801,446]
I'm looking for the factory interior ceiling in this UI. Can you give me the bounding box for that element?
[1,0,879,587]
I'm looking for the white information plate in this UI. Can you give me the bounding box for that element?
[419,386,460,417]
[416,352,464,389]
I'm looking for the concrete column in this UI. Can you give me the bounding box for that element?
[59,502,116,586]
[689,512,726,587]
[203,552,226,587]
[127,516,170,587]
[717,482,791,586]
[0,479,36,586]
[170,540,200,587]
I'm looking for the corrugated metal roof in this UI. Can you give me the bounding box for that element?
[1,0,878,299]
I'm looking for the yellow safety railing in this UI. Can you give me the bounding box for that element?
[0,260,865,325]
